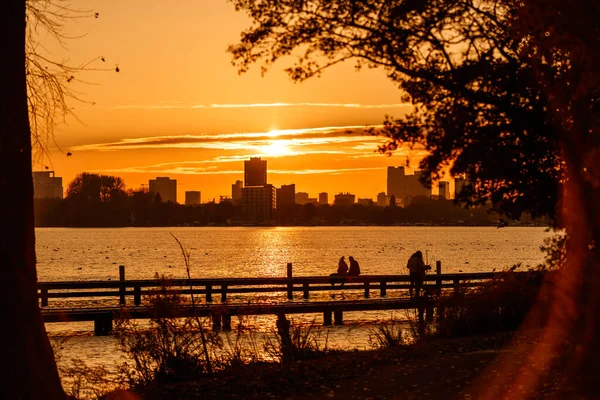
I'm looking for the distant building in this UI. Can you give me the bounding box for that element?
[454,176,469,199]
[334,192,355,206]
[219,196,232,203]
[242,184,275,222]
[185,191,201,205]
[376,192,388,207]
[386,166,431,206]
[438,181,450,199]
[149,177,177,203]
[33,171,63,199]
[232,180,243,205]
[318,192,328,205]
[244,157,267,187]
[295,192,310,205]
[357,198,374,206]
[276,184,295,209]
[306,197,318,204]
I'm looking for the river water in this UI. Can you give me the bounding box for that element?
[36,227,553,379]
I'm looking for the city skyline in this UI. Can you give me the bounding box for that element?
[30,1,440,203]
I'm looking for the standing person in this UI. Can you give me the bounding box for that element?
[348,256,361,276]
[407,251,425,298]
[330,256,348,286]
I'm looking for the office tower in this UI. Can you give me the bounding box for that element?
[276,184,295,209]
[185,191,201,205]
[334,192,355,206]
[318,192,328,205]
[232,180,243,205]
[295,192,309,205]
[438,181,450,199]
[386,166,431,206]
[149,177,177,203]
[32,171,63,199]
[455,176,469,198]
[376,192,388,207]
[241,184,275,222]
[244,157,267,186]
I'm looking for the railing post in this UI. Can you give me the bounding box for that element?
[334,310,343,325]
[380,281,387,297]
[287,263,293,300]
[436,261,442,295]
[364,281,370,298]
[303,282,309,299]
[119,265,126,305]
[221,285,228,302]
[134,285,141,306]
[453,278,460,295]
[206,285,213,303]
[323,310,332,326]
[41,288,48,307]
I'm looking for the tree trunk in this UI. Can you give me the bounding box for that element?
[0,1,65,398]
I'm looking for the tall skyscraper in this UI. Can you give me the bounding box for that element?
[33,171,63,199]
[438,181,450,199]
[276,184,295,209]
[185,191,201,205]
[386,166,431,206]
[232,180,243,205]
[149,177,177,203]
[244,157,267,187]
[242,184,275,222]
[318,192,328,205]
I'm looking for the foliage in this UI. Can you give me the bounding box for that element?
[539,232,567,270]
[434,265,548,338]
[368,319,406,350]
[264,319,329,362]
[115,292,221,388]
[227,0,598,225]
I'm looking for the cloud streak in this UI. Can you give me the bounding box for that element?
[110,102,411,110]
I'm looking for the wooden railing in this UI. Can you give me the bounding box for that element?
[37,263,511,307]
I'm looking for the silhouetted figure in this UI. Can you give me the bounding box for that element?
[407,251,425,298]
[330,256,348,287]
[348,256,361,276]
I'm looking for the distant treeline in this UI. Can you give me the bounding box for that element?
[34,173,546,227]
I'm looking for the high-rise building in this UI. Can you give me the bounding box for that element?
[376,192,388,207]
[276,184,295,209]
[318,192,328,205]
[244,157,267,186]
[241,184,275,222]
[438,181,450,199]
[386,166,431,206]
[149,177,177,203]
[455,177,469,199]
[295,192,310,205]
[232,180,243,205]
[334,192,355,206]
[185,191,201,205]
[33,171,63,199]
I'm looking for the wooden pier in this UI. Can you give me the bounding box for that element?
[37,262,508,335]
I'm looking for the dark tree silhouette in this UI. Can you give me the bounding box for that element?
[229,0,600,395]
[0,0,65,398]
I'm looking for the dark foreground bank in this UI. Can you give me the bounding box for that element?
[101,331,577,400]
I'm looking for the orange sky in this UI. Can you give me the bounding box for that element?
[34,0,444,203]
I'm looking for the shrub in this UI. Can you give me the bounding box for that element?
[434,264,548,338]
[368,319,406,349]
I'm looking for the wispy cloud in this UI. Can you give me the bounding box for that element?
[110,102,411,110]
[69,125,383,153]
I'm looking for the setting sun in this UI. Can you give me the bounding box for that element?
[259,140,293,157]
